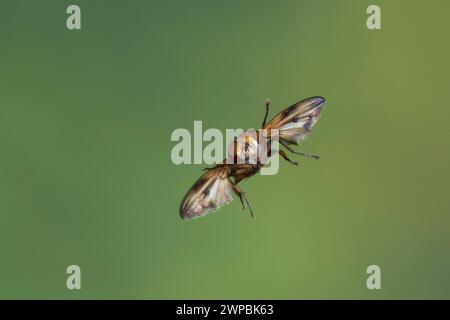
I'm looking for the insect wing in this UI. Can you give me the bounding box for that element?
[229,164,261,184]
[263,96,325,144]
[180,166,234,219]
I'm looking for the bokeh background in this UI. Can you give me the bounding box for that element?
[1,0,449,299]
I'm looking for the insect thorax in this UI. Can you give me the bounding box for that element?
[226,129,273,165]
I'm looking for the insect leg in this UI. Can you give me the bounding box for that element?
[279,149,299,166]
[201,164,221,171]
[261,98,270,128]
[231,183,246,209]
[280,140,320,160]
[231,182,255,218]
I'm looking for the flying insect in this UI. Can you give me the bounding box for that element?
[180,96,326,220]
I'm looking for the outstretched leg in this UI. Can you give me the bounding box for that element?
[201,164,221,171]
[280,140,320,160]
[261,98,270,128]
[230,182,255,218]
[279,149,299,166]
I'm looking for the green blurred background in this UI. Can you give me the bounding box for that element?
[1,0,449,299]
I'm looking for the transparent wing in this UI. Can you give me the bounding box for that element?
[263,96,325,144]
[180,166,234,219]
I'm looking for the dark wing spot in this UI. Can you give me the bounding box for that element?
[193,177,207,190]
[304,118,312,130]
